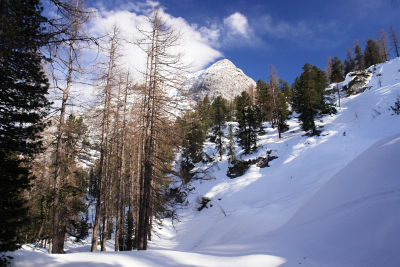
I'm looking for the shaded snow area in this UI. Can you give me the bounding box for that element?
[10,58,400,266]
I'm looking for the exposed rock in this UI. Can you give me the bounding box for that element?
[181,59,256,102]
[343,70,373,95]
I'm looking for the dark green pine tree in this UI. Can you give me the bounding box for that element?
[226,124,236,164]
[255,79,269,121]
[292,64,335,136]
[364,38,383,67]
[330,56,345,108]
[235,91,262,154]
[354,41,365,70]
[279,79,292,105]
[56,115,89,245]
[292,65,319,135]
[210,96,228,161]
[344,47,356,74]
[194,95,212,132]
[275,92,290,138]
[330,56,345,83]
[313,65,335,115]
[0,0,50,251]
[180,116,206,183]
[181,112,206,163]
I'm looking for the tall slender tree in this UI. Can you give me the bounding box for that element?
[378,29,389,62]
[50,0,90,253]
[235,91,261,153]
[354,40,365,70]
[210,96,228,161]
[325,56,332,83]
[330,57,345,83]
[226,124,236,164]
[364,38,382,67]
[292,64,335,135]
[135,8,186,250]
[267,66,290,138]
[389,26,399,58]
[344,47,356,74]
[91,24,121,252]
[279,79,292,105]
[0,0,50,252]
[255,79,269,121]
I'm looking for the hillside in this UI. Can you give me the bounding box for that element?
[9,58,400,266]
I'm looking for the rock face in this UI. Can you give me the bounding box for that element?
[342,69,373,95]
[181,59,256,102]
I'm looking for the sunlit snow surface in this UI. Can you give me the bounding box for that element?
[10,58,400,266]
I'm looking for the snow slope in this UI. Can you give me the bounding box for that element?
[9,58,400,266]
[266,133,400,267]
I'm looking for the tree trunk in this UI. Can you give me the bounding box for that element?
[52,34,75,255]
[91,26,117,252]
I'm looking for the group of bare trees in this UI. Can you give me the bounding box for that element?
[23,0,185,254]
[375,26,399,62]
[23,0,95,254]
[69,9,186,253]
[89,10,184,252]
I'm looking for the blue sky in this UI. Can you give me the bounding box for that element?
[85,0,400,84]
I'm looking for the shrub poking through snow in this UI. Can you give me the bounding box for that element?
[391,97,400,115]
[197,197,211,211]
[227,152,278,178]
[227,160,251,178]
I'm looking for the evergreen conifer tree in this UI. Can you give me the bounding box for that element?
[364,38,382,67]
[330,56,345,108]
[210,96,227,161]
[227,124,236,164]
[255,79,269,121]
[344,47,356,74]
[181,113,206,165]
[354,41,365,70]
[54,115,89,248]
[279,79,292,105]
[235,91,261,153]
[0,0,50,251]
[195,96,212,132]
[292,64,335,135]
[330,57,345,83]
[179,113,206,183]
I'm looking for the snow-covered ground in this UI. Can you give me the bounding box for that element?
[9,58,400,266]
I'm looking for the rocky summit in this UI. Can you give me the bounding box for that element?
[181,59,256,102]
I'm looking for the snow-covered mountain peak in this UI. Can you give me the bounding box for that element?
[182,58,256,102]
[207,58,237,70]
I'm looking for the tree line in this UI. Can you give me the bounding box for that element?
[324,26,400,86]
[178,62,336,181]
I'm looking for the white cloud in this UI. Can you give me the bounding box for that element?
[223,12,250,38]
[87,4,223,80]
[157,9,223,71]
